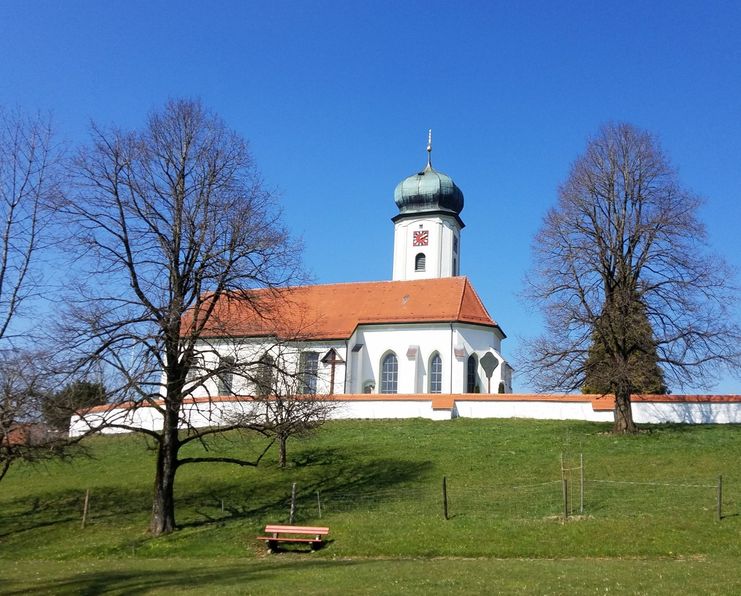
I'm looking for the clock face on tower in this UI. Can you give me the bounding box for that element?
[412,230,429,246]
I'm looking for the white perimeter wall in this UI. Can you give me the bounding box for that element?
[455,400,614,422]
[69,395,741,437]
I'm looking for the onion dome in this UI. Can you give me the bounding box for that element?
[393,131,464,216]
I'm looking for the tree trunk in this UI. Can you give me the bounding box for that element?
[278,433,287,468]
[0,457,11,482]
[150,405,180,535]
[613,386,637,434]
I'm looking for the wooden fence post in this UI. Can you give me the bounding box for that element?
[562,479,569,520]
[579,453,584,514]
[81,488,90,529]
[560,453,564,483]
[442,476,449,520]
[289,482,297,524]
[717,475,723,521]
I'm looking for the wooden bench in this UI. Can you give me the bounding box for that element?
[257,524,330,552]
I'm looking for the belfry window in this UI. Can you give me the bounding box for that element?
[429,353,442,393]
[380,352,398,394]
[415,253,426,272]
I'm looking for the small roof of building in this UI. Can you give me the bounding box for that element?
[191,277,504,341]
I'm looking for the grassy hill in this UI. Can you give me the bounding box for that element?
[1,418,739,594]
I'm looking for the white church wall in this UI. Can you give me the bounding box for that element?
[186,338,347,398]
[344,323,508,396]
[452,325,509,393]
[354,323,455,394]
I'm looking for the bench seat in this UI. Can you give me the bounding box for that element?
[257,524,329,552]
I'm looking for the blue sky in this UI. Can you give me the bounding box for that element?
[1,1,739,392]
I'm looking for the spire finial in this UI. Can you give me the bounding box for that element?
[426,129,432,167]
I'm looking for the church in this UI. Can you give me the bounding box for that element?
[191,137,513,401]
[69,138,741,435]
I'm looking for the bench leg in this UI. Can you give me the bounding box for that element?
[267,540,277,553]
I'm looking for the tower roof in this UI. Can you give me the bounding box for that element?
[393,132,464,217]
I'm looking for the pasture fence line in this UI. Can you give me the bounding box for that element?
[273,454,729,525]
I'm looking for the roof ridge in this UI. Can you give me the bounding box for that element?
[455,276,466,319]
[465,277,493,321]
[244,277,466,293]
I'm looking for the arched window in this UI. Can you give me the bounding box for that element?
[498,381,506,394]
[415,253,426,272]
[380,352,398,394]
[429,352,442,393]
[299,351,319,394]
[256,353,274,397]
[466,354,478,393]
[216,355,235,395]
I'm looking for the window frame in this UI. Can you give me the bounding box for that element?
[466,354,478,393]
[216,355,235,396]
[429,352,442,394]
[380,352,399,394]
[255,353,274,397]
[299,351,319,394]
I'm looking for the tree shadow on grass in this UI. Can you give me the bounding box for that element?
[1,559,358,596]
[0,444,432,547]
[0,484,152,540]
[180,445,433,529]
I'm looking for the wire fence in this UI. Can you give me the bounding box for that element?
[277,457,732,525]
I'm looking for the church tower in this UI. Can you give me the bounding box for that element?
[392,132,465,281]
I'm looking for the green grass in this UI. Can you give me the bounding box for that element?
[1,419,739,593]
[3,557,740,595]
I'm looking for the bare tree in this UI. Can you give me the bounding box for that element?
[0,107,63,480]
[0,351,67,482]
[522,123,740,433]
[226,345,335,468]
[62,99,301,535]
[0,107,58,342]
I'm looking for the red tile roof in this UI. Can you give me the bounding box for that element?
[189,277,504,341]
